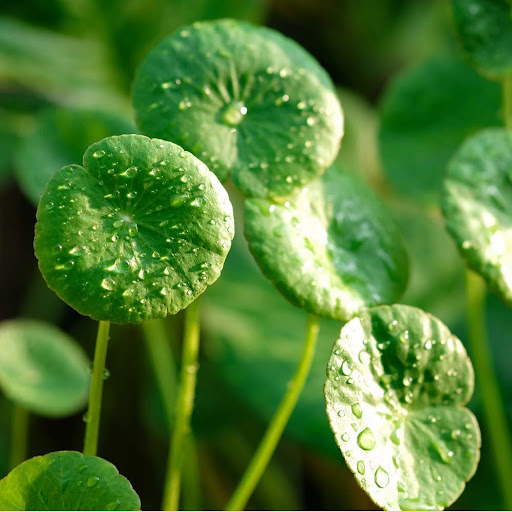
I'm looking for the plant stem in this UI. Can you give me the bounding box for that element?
[225,314,319,511]
[503,76,512,129]
[142,319,178,428]
[9,405,29,469]
[162,300,201,511]
[465,270,512,509]
[83,320,110,457]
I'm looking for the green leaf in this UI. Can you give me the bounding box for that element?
[0,17,122,107]
[0,451,140,510]
[15,107,135,205]
[379,55,501,204]
[34,134,234,324]
[244,165,408,321]
[442,127,512,308]
[132,19,343,198]
[0,320,89,417]
[324,304,480,511]
[452,0,512,79]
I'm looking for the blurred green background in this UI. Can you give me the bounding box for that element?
[0,0,510,509]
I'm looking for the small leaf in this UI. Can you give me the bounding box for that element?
[15,107,135,205]
[379,55,501,203]
[442,127,512,308]
[34,134,234,324]
[324,304,480,511]
[244,165,408,321]
[0,451,140,510]
[0,320,90,416]
[132,19,343,198]
[452,0,512,79]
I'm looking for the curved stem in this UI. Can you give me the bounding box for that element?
[465,270,512,509]
[162,300,201,511]
[83,320,110,456]
[225,314,319,511]
[503,76,512,129]
[9,405,29,470]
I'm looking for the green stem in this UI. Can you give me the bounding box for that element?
[465,270,512,509]
[9,405,29,470]
[503,76,512,129]
[225,314,319,511]
[142,319,178,428]
[162,300,201,511]
[83,320,110,457]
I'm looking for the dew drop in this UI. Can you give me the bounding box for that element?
[92,150,105,158]
[340,360,353,376]
[374,466,389,488]
[357,427,376,451]
[351,403,363,419]
[86,475,100,488]
[106,500,120,511]
[78,463,87,473]
[357,460,365,475]
[121,166,138,178]
[341,433,350,442]
[101,278,115,291]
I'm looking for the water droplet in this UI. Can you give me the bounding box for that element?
[374,467,389,488]
[86,475,100,488]
[340,360,353,376]
[358,350,370,365]
[430,440,454,464]
[351,403,363,419]
[101,278,115,291]
[190,196,205,208]
[357,428,376,451]
[78,463,87,473]
[106,500,120,511]
[103,368,111,380]
[221,101,247,126]
[93,150,105,158]
[341,433,350,442]
[390,427,401,445]
[357,460,365,475]
[121,166,138,178]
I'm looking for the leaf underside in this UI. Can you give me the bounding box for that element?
[244,164,408,320]
[0,320,90,417]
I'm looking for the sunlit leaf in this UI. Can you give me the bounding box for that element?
[442,127,512,308]
[34,135,234,323]
[244,165,408,320]
[0,451,140,510]
[324,304,480,510]
[133,19,342,198]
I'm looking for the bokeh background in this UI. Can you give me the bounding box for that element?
[0,0,510,509]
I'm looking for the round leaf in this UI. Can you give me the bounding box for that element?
[453,0,512,79]
[324,304,480,511]
[244,165,408,321]
[0,451,140,510]
[132,19,343,198]
[0,320,89,416]
[379,55,501,203]
[15,107,135,205]
[34,134,234,324]
[442,127,512,308]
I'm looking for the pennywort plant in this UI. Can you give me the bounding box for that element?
[5,134,233,510]
[1,7,502,511]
